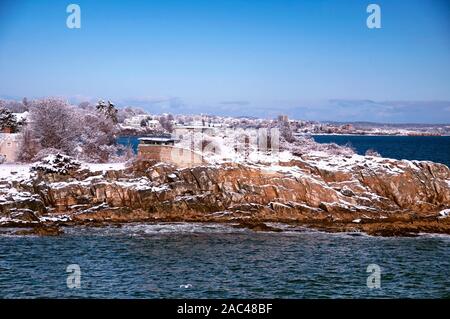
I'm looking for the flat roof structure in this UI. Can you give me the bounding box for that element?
[138,136,178,145]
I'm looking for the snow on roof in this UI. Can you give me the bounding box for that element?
[12,111,29,122]
[139,137,176,142]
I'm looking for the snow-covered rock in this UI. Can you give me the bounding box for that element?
[31,154,81,175]
[1,148,450,236]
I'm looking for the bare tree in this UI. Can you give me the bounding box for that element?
[18,127,39,162]
[159,115,174,133]
[278,120,295,143]
[79,112,118,162]
[0,99,28,113]
[30,98,81,155]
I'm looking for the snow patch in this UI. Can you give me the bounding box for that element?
[438,209,450,219]
[0,164,31,180]
[83,162,126,172]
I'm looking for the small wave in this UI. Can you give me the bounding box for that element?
[121,222,248,235]
[179,284,193,289]
[416,232,450,239]
[0,228,36,238]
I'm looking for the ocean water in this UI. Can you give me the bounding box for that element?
[118,135,450,167]
[117,136,141,154]
[0,223,449,298]
[312,135,450,167]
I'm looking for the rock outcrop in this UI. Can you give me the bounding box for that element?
[1,153,450,236]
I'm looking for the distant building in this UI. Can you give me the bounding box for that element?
[147,119,161,129]
[278,115,288,122]
[138,136,177,146]
[0,111,27,162]
[340,124,355,132]
[0,133,20,163]
[123,115,160,129]
[137,135,204,168]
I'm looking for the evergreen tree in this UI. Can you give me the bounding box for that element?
[0,108,18,132]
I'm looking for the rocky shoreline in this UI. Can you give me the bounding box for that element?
[1,153,450,237]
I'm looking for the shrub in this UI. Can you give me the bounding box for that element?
[31,154,81,175]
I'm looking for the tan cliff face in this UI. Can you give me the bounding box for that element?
[1,154,450,236]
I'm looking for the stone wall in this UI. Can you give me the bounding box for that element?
[138,145,204,168]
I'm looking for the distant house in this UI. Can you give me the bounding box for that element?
[0,111,28,162]
[147,119,161,129]
[0,133,20,163]
[123,115,159,130]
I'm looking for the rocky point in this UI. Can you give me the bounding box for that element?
[1,153,449,236]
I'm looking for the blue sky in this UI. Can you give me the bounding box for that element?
[0,0,449,122]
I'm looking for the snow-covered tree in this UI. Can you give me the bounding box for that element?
[159,114,174,133]
[15,98,130,163]
[96,99,118,124]
[22,97,29,108]
[29,98,81,156]
[0,99,28,113]
[278,120,295,143]
[31,153,81,175]
[117,106,147,123]
[280,135,354,156]
[78,101,94,111]
[79,112,119,162]
[18,127,40,162]
[0,107,19,132]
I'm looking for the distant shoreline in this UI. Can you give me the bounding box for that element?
[300,133,450,137]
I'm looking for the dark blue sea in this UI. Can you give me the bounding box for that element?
[3,136,447,298]
[0,224,449,298]
[312,135,450,167]
[117,136,140,154]
[118,135,450,167]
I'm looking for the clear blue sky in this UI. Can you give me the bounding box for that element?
[0,0,449,122]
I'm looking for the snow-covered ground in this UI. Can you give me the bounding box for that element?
[0,163,32,180]
[303,151,421,175]
[82,162,126,172]
[0,162,126,182]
